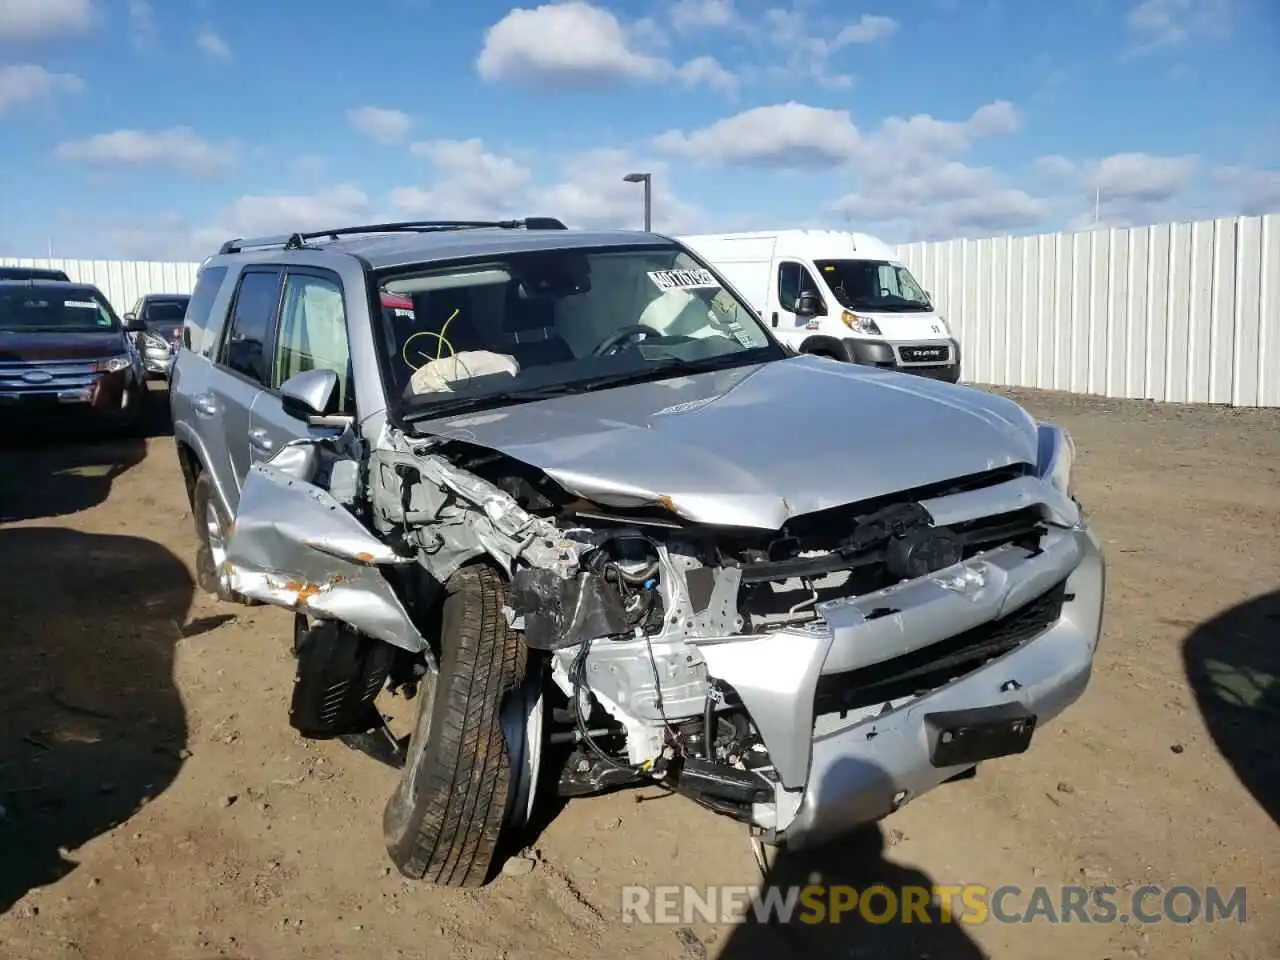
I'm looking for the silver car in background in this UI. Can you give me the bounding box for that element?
[125,293,190,380]
[167,218,1105,888]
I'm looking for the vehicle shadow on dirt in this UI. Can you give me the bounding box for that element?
[714,758,987,959]
[1182,590,1280,827]
[0,384,170,524]
[0,389,192,913]
[0,525,193,913]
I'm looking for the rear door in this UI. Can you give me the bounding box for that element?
[209,267,283,492]
[249,266,356,459]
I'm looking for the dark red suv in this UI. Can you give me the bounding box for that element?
[0,280,148,432]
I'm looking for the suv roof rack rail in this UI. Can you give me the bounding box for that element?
[217,217,568,255]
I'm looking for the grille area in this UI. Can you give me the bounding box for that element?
[0,359,98,397]
[813,579,1070,718]
[898,343,951,364]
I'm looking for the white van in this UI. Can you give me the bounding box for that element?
[677,229,960,383]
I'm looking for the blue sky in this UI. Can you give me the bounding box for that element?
[0,0,1276,261]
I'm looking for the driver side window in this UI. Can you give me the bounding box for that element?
[777,261,819,312]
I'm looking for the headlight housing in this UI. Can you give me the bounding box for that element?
[142,332,171,353]
[841,310,881,335]
[1036,423,1075,498]
[93,354,133,374]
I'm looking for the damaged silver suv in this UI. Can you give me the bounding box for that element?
[169,218,1105,887]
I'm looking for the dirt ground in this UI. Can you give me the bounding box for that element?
[1,383,1278,960]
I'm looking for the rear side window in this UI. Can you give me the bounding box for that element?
[183,266,228,354]
[218,269,282,386]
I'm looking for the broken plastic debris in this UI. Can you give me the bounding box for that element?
[931,564,987,595]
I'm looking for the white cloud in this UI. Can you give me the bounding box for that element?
[0,63,84,113]
[831,162,1050,239]
[54,127,237,179]
[669,0,739,32]
[392,139,704,233]
[196,25,232,60]
[833,14,898,45]
[1036,151,1201,227]
[127,0,155,50]
[535,148,704,232]
[655,102,862,167]
[1127,0,1232,51]
[0,0,93,41]
[217,184,373,238]
[347,105,413,145]
[676,55,738,93]
[1041,152,1199,202]
[1213,166,1280,216]
[762,7,898,88]
[655,99,1018,171]
[396,138,534,216]
[476,1,735,92]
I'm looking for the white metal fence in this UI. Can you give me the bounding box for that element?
[5,212,1278,406]
[0,257,201,317]
[896,213,1279,407]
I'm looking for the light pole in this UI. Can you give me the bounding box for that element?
[622,172,651,231]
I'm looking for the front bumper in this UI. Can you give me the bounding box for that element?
[840,337,961,383]
[0,366,144,430]
[694,520,1104,847]
[142,349,173,378]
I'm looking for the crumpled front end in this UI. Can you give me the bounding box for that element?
[218,414,1103,846]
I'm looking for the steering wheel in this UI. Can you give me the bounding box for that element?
[591,324,663,357]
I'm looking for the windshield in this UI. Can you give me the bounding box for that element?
[375,242,782,420]
[814,259,932,313]
[0,288,120,333]
[143,299,188,329]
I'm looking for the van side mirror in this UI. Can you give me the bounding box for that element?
[280,368,340,420]
[794,291,825,318]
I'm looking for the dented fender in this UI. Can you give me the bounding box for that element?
[222,459,431,659]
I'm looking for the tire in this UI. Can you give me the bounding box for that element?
[383,562,528,887]
[192,471,237,603]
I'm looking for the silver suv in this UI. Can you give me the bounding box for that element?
[169,219,1105,888]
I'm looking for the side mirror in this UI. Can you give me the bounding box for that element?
[280,368,340,421]
[124,313,147,332]
[794,291,825,318]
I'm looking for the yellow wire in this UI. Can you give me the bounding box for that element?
[399,308,462,371]
[436,308,459,360]
[401,330,455,371]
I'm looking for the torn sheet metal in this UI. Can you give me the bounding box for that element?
[223,460,429,656]
[507,568,631,650]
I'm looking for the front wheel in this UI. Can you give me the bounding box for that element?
[192,471,236,602]
[382,562,531,887]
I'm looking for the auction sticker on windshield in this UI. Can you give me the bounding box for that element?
[648,269,720,291]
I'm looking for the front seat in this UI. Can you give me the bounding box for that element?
[497,293,575,369]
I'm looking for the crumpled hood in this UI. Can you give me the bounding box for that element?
[415,355,1040,529]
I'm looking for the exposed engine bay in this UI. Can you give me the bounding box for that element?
[221,414,1095,844]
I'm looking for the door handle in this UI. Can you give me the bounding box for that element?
[248,428,274,454]
[192,393,218,417]
[771,311,778,328]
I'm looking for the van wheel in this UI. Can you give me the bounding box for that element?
[383,562,528,887]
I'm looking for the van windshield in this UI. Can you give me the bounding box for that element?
[375,242,783,421]
[815,259,932,313]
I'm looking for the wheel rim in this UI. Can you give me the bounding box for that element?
[501,673,543,833]
[204,501,227,571]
